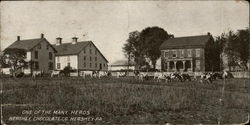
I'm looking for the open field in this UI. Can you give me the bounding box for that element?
[1,76,250,124]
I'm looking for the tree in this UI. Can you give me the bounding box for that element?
[2,48,27,77]
[215,28,250,71]
[122,31,148,69]
[140,26,171,69]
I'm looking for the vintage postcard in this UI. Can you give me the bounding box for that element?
[0,0,249,125]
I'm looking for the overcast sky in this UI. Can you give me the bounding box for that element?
[0,1,249,63]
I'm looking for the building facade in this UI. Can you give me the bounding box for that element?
[53,37,108,72]
[159,34,216,72]
[4,34,57,74]
[109,60,136,71]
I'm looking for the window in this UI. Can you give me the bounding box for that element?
[165,51,169,58]
[95,57,97,61]
[90,49,92,54]
[67,62,70,67]
[95,63,97,68]
[49,52,52,60]
[90,56,92,61]
[195,49,200,57]
[90,44,92,48]
[35,62,39,70]
[46,44,49,50]
[35,51,38,59]
[67,56,70,62]
[187,49,192,57]
[84,49,86,54]
[84,56,86,60]
[103,63,105,67]
[180,49,184,58]
[84,62,86,67]
[56,63,61,69]
[95,50,97,55]
[90,63,92,68]
[56,57,60,62]
[48,62,53,70]
[37,43,41,49]
[196,60,200,70]
[172,50,177,58]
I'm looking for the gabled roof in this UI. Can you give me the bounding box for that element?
[52,41,91,56]
[53,41,109,63]
[160,35,212,50]
[5,38,57,52]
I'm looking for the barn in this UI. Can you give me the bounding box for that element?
[52,37,108,74]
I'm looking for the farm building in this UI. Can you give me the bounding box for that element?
[159,33,218,72]
[109,60,136,71]
[3,34,57,74]
[52,37,108,73]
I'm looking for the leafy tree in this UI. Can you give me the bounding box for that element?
[2,48,27,77]
[215,28,250,71]
[140,26,171,69]
[123,31,148,69]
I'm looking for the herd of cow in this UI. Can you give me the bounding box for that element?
[2,68,234,84]
[50,70,234,84]
[133,71,234,83]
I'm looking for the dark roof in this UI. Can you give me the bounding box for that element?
[160,35,212,50]
[53,41,90,56]
[5,38,57,52]
[53,41,109,63]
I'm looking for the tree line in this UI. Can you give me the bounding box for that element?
[123,26,249,71]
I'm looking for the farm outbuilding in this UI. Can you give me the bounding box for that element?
[53,37,108,73]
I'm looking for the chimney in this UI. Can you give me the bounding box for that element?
[56,37,62,46]
[17,36,20,41]
[41,33,44,38]
[72,37,78,44]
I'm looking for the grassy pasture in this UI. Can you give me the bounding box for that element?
[1,76,250,124]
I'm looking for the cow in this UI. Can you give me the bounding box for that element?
[32,70,43,78]
[180,73,192,82]
[138,72,148,81]
[51,70,60,77]
[96,71,108,78]
[81,71,93,79]
[222,71,234,79]
[170,72,182,82]
[117,71,126,78]
[200,72,213,84]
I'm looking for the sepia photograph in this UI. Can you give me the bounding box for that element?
[0,0,249,124]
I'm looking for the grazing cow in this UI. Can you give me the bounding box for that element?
[51,70,60,77]
[200,72,213,84]
[222,71,234,79]
[211,72,223,80]
[81,71,93,79]
[170,72,182,82]
[138,72,148,81]
[96,71,108,78]
[117,71,126,78]
[32,70,43,78]
[181,73,191,82]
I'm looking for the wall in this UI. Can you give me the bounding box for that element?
[30,39,55,73]
[55,55,78,70]
[78,42,108,71]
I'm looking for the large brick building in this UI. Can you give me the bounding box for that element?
[52,37,108,72]
[159,33,217,72]
[4,34,57,74]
